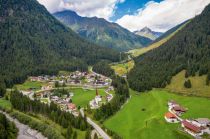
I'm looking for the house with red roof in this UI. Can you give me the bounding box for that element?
[68,103,76,112]
[164,112,179,123]
[172,105,187,116]
[182,120,203,137]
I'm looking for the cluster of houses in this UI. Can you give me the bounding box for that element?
[165,100,210,137]
[29,71,111,87]
[89,87,114,109]
[25,71,114,115]
[37,90,79,116]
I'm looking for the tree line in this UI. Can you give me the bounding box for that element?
[0,113,18,139]
[10,89,89,138]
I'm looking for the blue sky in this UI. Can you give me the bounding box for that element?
[110,0,162,21]
[37,0,210,32]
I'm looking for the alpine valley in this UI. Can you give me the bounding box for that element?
[0,0,210,139]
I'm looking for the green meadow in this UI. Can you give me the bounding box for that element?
[15,80,46,91]
[69,88,113,108]
[104,89,210,139]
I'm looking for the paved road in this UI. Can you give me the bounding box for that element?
[0,111,47,139]
[80,109,110,139]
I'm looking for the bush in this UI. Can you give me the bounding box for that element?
[184,79,192,88]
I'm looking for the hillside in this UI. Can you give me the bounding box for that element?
[0,0,121,88]
[166,70,210,98]
[134,27,163,40]
[128,4,210,92]
[128,21,189,57]
[53,10,152,52]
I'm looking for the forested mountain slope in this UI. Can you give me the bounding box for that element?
[0,0,120,89]
[128,4,210,92]
[53,10,152,52]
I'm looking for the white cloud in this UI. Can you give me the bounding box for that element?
[37,0,125,20]
[116,0,210,32]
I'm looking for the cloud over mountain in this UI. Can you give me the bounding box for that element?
[37,0,124,20]
[116,0,210,32]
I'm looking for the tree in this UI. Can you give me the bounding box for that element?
[55,81,59,88]
[85,129,91,139]
[94,133,98,139]
[184,79,192,88]
[73,131,77,139]
[0,81,6,97]
[66,125,73,139]
[206,73,210,85]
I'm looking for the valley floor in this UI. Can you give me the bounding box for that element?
[104,89,210,139]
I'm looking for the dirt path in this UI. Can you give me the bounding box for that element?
[0,110,47,139]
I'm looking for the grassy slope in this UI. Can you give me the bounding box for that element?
[166,70,210,98]
[111,60,134,76]
[104,89,210,139]
[128,22,188,57]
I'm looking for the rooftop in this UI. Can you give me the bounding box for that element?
[182,120,201,133]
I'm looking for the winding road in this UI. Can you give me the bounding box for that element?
[0,111,47,139]
[80,108,110,139]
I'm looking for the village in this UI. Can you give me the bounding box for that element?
[165,100,210,138]
[20,70,114,117]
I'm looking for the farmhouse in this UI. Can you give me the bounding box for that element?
[164,112,179,123]
[168,100,179,108]
[106,94,113,102]
[172,105,187,116]
[68,103,77,111]
[192,118,210,127]
[182,120,203,137]
[41,85,53,91]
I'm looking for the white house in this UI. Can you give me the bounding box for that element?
[192,118,210,127]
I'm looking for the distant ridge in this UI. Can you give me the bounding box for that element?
[54,10,152,52]
[134,27,163,40]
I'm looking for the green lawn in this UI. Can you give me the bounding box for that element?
[70,88,111,107]
[0,98,12,109]
[15,80,45,91]
[104,89,210,139]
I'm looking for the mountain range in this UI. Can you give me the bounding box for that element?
[134,27,163,40]
[53,10,152,52]
[0,0,121,87]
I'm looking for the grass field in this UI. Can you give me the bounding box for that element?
[0,98,12,109]
[111,60,134,76]
[70,88,112,107]
[128,22,188,57]
[166,70,210,98]
[104,89,210,139]
[15,80,45,91]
